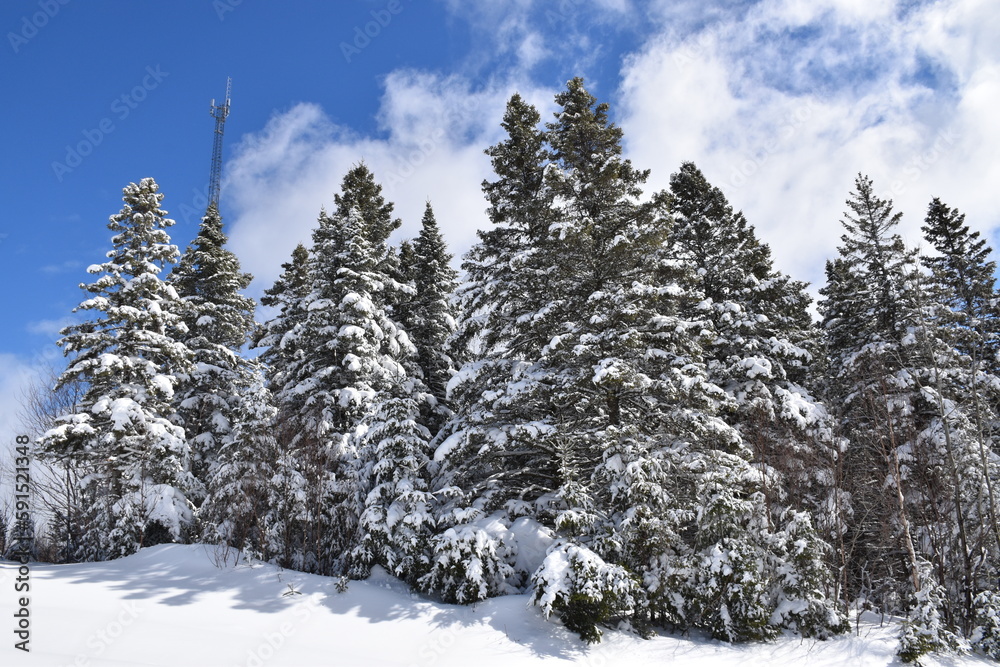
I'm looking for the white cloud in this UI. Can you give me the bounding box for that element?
[619,0,1000,295]
[225,0,999,312]
[225,72,557,295]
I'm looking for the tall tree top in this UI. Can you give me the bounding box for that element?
[546,78,648,201]
[666,162,777,304]
[262,243,310,310]
[921,197,997,315]
[482,93,549,232]
[105,177,179,275]
[334,163,401,250]
[170,203,254,350]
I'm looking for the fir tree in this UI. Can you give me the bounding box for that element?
[168,203,256,507]
[38,178,196,560]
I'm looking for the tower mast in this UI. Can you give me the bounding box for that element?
[207,77,231,209]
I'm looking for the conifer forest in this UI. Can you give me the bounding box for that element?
[12,78,1000,663]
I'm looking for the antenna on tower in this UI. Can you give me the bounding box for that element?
[207,77,232,209]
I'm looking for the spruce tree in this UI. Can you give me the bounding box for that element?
[38,178,196,560]
[254,242,310,403]
[819,175,999,643]
[819,174,925,614]
[333,162,402,271]
[917,198,1000,634]
[397,202,459,408]
[665,162,844,553]
[434,91,556,534]
[351,390,436,584]
[261,165,420,574]
[168,203,256,507]
[921,198,1000,372]
[199,375,278,556]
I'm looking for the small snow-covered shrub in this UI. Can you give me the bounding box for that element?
[972,590,1000,660]
[419,525,513,604]
[531,543,640,644]
[898,567,962,664]
[692,539,776,643]
[770,510,848,639]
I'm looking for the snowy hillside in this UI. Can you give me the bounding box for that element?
[0,544,991,666]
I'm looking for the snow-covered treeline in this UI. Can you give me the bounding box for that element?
[11,78,1000,664]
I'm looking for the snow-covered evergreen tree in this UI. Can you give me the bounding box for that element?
[396,202,459,409]
[351,390,435,584]
[198,375,278,556]
[433,92,556,531]
[921,198,1000,375]
[818,175,925,613]
[333,162,402,258]
[38,178,196,560]
[259,164,420,574]
[436,80,844,641]
[973,589,1000,659]
[531,542,641,643]
[898,562,964,663]
[665,162,841,531]
[254,242,310,405]
[168,203,256,507]
[819,175,998,638]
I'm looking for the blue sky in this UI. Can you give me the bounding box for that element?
[1,0,998,447]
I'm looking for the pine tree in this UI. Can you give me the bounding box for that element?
[38,178,196,560]
[435,80,843,641]
[168,203,256,507]
[452,92,554,360]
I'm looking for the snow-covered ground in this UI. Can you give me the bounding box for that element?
[0,544,992,666]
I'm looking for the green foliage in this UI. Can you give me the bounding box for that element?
[531,543,641,644]
[898,566,963,664]
[973,590,1000,660]
[420,526,513,604]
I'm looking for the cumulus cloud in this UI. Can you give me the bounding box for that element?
[620,0,1000,293]
[224,0,998,309]
[225,71,556,294]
